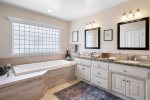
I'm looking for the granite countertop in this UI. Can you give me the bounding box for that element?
[74,56,150,69]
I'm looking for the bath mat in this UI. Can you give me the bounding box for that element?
[55,81,123,100]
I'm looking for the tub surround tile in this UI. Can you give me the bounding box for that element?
[0,54,65,66]
[0,61,76,88]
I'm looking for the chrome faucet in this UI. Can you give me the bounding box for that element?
[90,52,96,59]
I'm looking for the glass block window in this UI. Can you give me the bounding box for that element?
[12,22,61,54]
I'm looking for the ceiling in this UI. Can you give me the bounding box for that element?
[0,0,127,21]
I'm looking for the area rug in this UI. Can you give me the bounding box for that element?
[55,81,123,100]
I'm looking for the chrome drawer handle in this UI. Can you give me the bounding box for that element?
[98,72,100,74]
[124,70,127,72]
[81,68,85,70]
[126,80,130,82]
[98,82,101,83]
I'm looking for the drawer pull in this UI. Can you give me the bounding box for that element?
[123,80,125,81]
[126,80,130,82]
[124,70,127,72]
[81,68,85,70]
[98,82,101,84]
[98,72,100,74]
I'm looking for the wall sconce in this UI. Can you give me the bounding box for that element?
[121,8,141,21]
[86,21,97,29]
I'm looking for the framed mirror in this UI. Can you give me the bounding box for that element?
[85,27,100,49]
[117,17,149,50]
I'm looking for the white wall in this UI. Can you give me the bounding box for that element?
[0,3,70,58]
[70,0,150,55]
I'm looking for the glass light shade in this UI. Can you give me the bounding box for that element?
[122,13,127,21]
[86,24,89,29]
[88,22,92,29]
[135,8,141,18]
[128,11,134,19]
[92,21,96,28]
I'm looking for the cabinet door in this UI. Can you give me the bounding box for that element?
[126,77,145,100]
[77,65,90,81]
[112,74,126,95]
[77,65,84,79]
[84,66,90,81]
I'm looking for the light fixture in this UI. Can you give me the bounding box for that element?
[48,9,53,13]
[122,13,127,21]
[121,8,142,21]
[86,23,89,29]
[86,21,97,29]
[128,10,134,19]
[135,8,141,18]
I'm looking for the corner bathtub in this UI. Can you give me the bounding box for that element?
[13,60,75,75]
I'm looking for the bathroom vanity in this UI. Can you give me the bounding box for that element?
[75,57,150,100]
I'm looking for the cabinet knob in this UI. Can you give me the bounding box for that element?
[98,72,100,74]
[123,80,125,81]
[98,82,101,83]
[124,70,127,72]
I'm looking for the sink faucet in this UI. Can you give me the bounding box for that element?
[125,55,136,61]
[90,52,96,59]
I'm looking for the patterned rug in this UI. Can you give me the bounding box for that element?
[55,81,123,100]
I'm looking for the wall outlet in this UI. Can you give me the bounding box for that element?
[140,55,148,60]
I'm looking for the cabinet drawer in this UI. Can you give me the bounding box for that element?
[75,58,91,66]
[91,76,108,89]
[91,67,108,80]
[92,61,109,70]
[109,63,149,79]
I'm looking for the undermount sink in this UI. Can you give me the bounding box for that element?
[117,60,140,64]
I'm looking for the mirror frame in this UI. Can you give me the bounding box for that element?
[85,27,100,49]
[117,17,149,50]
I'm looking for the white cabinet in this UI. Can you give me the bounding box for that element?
[126,77,145,100]
[91,61,109,90]
[112,73,145,100]
[77,65,90,81]
[91,75,108,89]
[112,74,126,95]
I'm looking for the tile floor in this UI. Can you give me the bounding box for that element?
[40,79,80,100]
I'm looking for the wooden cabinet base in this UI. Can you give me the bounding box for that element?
[0,65,76,100]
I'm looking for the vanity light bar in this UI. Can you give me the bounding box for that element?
[122,8,141,21]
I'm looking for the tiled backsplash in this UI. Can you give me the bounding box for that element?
[0,54,66,66]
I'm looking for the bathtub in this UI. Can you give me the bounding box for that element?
[13,60,75,75]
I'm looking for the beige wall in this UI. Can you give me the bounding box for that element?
[0,3,70,58]
[70,0,150,55]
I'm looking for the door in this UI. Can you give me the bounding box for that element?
[112,73,126,95]
[126,77,145,100]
